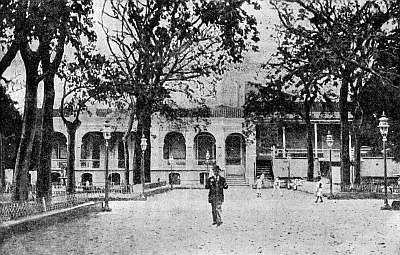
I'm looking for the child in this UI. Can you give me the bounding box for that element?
[315,176,323,203]
[255,176,263,198]
[272,176,283,197]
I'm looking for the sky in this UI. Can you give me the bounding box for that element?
[2,0,280,111]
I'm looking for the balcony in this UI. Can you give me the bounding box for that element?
[80,159,101,169]
[51,159,67,169]
[167,159,186,166]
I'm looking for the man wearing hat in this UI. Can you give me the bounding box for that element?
[205,165,228,227]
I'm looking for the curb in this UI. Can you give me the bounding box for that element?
[0,201,102,243]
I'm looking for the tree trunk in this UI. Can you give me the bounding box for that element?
[123,138,130,186]
[352,111,363,184]
[12,50,40,201]
[36,75,55,201]
[340,77,351,186]
[65,120,80,194]
[0,133,4,192]
[305,118,315,181]
[353,126,362,184]
[134,106,152,184]
[123,105,136,186]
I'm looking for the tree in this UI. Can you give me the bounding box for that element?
[0,1,27,80]
[101,0,260,183]
[271,0,400,185]
[8,0,95,201]
[0,85,22,192]
[58,45,116,193]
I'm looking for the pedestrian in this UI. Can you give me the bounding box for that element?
[315,176,323,203]
[272,176,283,197]
[205,165,228,227]
[255,176,263,198]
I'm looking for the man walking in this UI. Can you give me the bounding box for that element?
[205,165,228,227]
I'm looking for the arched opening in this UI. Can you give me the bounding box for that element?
[52,132,67,169]
[81,132,103,168]
[163,132,186,164]
[109,173,121,185]
[51,172,61,184]
[81,173,93,186]
[194,132,216,165]
[225,134,246,165]
[169,172,181,185]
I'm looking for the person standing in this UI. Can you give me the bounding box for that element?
[205,165,228,227]
[272,176,283,197]
[315,176,323,203]
[255,176,263,198]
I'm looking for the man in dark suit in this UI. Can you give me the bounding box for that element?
[205,165,228,227]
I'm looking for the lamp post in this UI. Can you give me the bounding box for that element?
[102,121,112,212]
[287,153,291,189]
[206,150,210,180]
[326,131,334,197]
[378,112,390,209]
[169,154,174,189]
[140,132,148,199]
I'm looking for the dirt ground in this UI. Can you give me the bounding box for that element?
[1,188,400,255]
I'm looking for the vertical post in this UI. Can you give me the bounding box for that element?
[383,139,388,208]
[314,123,318,159]
[141,150,145,198]
[326,131,334,197]
[102,120,112,212]
[206,150,210,182]
[287,154,291,189]
[282,127,286,158]
[378,113,390,209]
[140,132,147,199]
[0,133,4,192]
[104,139,110,211]
[169,154,174,190]
[329,148,333,197]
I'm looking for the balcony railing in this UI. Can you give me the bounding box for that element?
[51,159,67,169]
[167,159,186,166]
[80,159,100,168]
[197,159,216,165]
[275,148,394,159]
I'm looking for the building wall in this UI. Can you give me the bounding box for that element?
[361,158,400,178]
[50,109,256,186]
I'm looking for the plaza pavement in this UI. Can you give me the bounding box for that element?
[1,187,400,255]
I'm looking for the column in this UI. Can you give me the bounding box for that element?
[314,123,318,159]
[185,132,195,171]
[74,130,85,185]
[282,126,286,157]
[215,131,225,172]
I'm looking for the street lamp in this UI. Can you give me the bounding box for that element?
[169,154,174,189]
[102,121,112,212]
[378,112,390,209]
[206,150,210,180]
[140,132,148,199]
[287,153,291,189]
[326,130,334,197]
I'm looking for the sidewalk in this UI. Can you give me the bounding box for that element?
[0,201,102,243]
[0,184,172,240]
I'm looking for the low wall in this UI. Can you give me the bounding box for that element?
[0,202,102,242]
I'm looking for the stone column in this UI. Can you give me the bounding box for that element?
[215,130,225,173]
[314,123,318,159]
[185,131,195,171]
[282,126,286,157]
